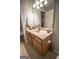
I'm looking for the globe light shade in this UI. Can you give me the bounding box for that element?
[37,5,40,9]
[40,3,43,7]
[44,0,48,5]
[40,0,44,3]
[33,4,36,8]
[36,1,39,5]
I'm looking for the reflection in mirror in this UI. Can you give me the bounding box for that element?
[32,0,55,32]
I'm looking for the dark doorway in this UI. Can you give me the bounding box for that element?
[20,17,25,43]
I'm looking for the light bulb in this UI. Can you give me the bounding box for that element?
[36,1,39,5]
[40,3,43,7]
[40,0,44,2]
[44,0,48,5]
[33,4,36,8]
[37,6,40,9]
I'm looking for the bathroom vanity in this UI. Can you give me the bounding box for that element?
[26,28,53,56]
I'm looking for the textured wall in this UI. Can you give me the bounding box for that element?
[53,0,59,54]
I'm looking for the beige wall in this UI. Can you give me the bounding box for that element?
[53,0,59,54]
[20,0,41,42]
[20,0,33,42]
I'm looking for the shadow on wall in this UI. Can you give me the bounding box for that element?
[53,0,59,54]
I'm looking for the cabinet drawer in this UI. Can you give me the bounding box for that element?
[34,37,41,44]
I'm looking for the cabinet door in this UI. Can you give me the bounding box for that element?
[28,33,33,45]
[42,41,49,55]
[33,40,42,55]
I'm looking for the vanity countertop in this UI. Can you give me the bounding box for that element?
[26,28,53,40]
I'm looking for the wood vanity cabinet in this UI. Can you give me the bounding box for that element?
[26,30,52,56]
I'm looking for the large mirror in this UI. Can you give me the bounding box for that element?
[32,0,55,31]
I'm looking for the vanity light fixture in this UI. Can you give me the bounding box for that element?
[37,5,40,9]
[33,0,48,9]
[40,0,44,3]
[44,0,48,5]
[40,3,43,7]
[36,1,39,5]
[33,4,36,8]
